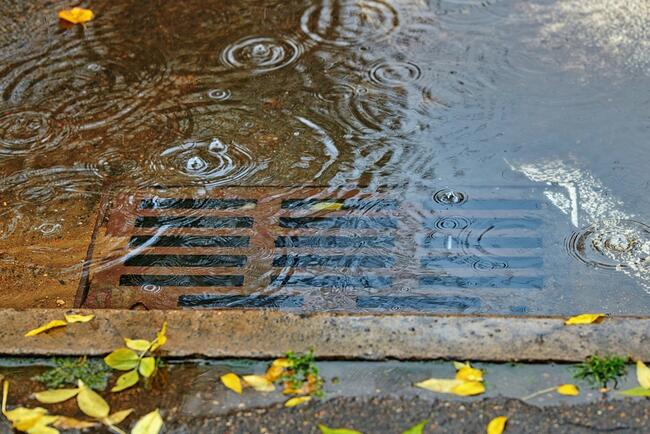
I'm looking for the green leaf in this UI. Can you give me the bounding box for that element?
[318,425,363,434]
[402,419,428,434]
[139,357,156,378]
[111,370,139,392]
[132,409,163,434]
[104,349,139,371]
[124,339,151,352]
[34,388,79,404]
[620,387,650,397]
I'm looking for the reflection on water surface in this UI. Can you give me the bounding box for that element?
[0,0,648,313]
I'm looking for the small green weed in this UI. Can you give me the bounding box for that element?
[572,354,628,389]
[284,349,324,397]
[34,357,111,391]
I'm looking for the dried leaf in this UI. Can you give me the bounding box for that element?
[318,425,363,434]
[104,348,139,371]
[451,381,485,396]
[312,202,343,211]
[564,313,606,325]
[77,381,110,419]
[131,409,163,434]
[456,366,483,382]
[266,364,285,382]
[125,339,151,352]
[104,408,134,425]
[150,322,167,352]
[220,373,242,394]
[284,396,311,407]
[402,419,428,434]
[556,384,580,396]
[243,375,276,392]
[487,416,508,434]
[18,414,59,433]
[57,7,94,24]
[636,360,650,389]
[25,320,67,337]
[139,357,156,378]
[620,387,650,397]
[414,378,464,393]
[52,416,98,429]
[34,388,79,404]
[64,314,94,324]
[4,406,48,427]
[2,379,8,414]
[111,370,139,393]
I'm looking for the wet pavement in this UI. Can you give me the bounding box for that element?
[1,359,650,433]
[0,0,649,314]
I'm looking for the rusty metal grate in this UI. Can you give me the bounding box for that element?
[78,185,555,313]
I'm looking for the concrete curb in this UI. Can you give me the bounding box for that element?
[2,309,649,361]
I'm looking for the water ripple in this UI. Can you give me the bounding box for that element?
[0,108,69,156]
[220,36,303,73]
[301,0,400,46]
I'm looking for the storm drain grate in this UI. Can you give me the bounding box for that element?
[79,186,555,313]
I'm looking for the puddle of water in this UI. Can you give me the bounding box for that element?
[0,0,648,314]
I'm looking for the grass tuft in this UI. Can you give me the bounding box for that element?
[572,354,628,389]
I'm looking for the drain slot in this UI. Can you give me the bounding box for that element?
[273,254,395,268]
[178,295,303,308]
[421,256,543,269]
[119,274,244,287]
[135,216,253,228]
[281,199,399,210]
[279,216,398,229]
[128,235,250,248]
[124,254,247,267]
[275,236,395,248]
[140,198,256,209]
[419,275,543,289]
[271,274,393,288]
[423,236,542,249]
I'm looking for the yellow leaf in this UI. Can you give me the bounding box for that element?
[125,339,151,352]
[111,370,139,393]
[220,373,242,394]
[104,348,139,371]
[139,357,156,378]
[453,361,469,370]
[564,313,606,325]
[25,320,67,337]
[414,378,464,393]
[2,379,8,414]
[265,364,285,382]
[556,384,580,396]
[77,381,110,419]
[451,381,485,396]
[242,375,276,392]
[103,408,134,425]
[312,202,343,211]
[456,366,483,382]
[150,322,167,352]
[318,425,363,434]
[284,396,311,407]
[131,409,163,434]
[21,415,60,434]
[4,406,48,425]
[636,360,650,389]
[34,388,79,404]
[402,419,428,434]
[57,7,94,24]
[272,358,293,368]
[487,416,507,434]
[52,416,98,429]
[64,314,94,324]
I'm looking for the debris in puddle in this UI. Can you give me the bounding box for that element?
[104,322,167,392]
[57,7,94,24]
[414,361,485,396]
[564,313,606,325]
[486,416,508,434]
[620,360,650,397]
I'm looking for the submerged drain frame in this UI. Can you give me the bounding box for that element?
[78,185,553,312]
